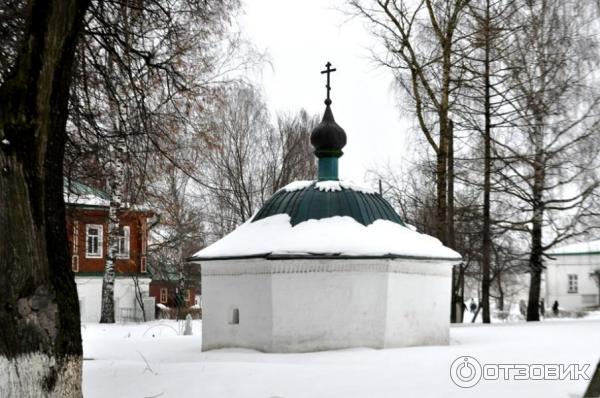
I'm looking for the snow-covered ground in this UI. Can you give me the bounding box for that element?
[83,315,600,398]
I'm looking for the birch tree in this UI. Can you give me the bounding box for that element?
[0,0,89,395]
[99,140,125,323]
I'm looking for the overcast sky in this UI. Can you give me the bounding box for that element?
[240,0,413,184]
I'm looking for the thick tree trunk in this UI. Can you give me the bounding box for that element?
[481,0,492,324]
[585,361,600,398]
[0,0,89,396]
[527,215,544,321]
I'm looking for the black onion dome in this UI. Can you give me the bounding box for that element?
[310,105,347,158]
[252,182,405,227]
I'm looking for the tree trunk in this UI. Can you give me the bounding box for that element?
[481,0,492,324]
[447,119,455,249]
[527,214,544,321]
[436,98,450,244]
[527,144,545,322]
[585,361,600,398]
[100,142,125,323]
[448,120,461,323]
[0,0,89,395]
[497,272,504,311]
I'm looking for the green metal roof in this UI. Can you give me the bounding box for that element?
[64,178,111,200]
[252,182,405,227]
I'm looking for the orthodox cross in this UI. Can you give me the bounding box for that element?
[321,62,336,105]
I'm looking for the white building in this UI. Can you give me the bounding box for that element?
[190,79,461,352]
[75,277,152,323]
[545,240,600,310]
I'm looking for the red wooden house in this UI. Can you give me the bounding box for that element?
[64,180,154,322]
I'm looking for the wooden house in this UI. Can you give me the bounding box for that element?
[64,180,154,322]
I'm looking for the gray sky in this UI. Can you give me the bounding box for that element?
[240,0,413,183]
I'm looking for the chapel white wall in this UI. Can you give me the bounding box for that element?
[270,262,388,352]
[200,258,454,353]
[201,271,273,351]
[384,261,452,347]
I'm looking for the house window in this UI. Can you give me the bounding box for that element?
[71,255,79,272]
[568,274,578,293]
[85,224,103,258]
[117,226,130,259]
[72,221,79,254]
[160,288,168,304]
[185,289,191,302]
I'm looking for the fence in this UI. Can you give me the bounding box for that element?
[118,297,156,323]
[157,307,202,320]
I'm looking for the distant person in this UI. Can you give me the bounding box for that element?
[469,299,477,313]
[539,299,545,317]
[552,300,559,316]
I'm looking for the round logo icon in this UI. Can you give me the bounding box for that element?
[450,356,482,388]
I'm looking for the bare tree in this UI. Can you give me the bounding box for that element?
[146,162,204,317]
[496,0,600,321]
[270,110,319,191]
[199,84,318,239]
[350,0,471,245]
[200,84,273,227]
[453,0,519,322]
[0,0,89,395]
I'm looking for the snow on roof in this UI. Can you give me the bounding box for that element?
[63,179,153,212]
[547,239,600,255]
[280,180,377,194]
[282,180,314,192]
[64,179,111,207]
[65,193,111,207]
[191,214,461,261]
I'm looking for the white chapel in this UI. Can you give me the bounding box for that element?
[189,64,461,352]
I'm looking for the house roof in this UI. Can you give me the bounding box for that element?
[64,178,111,207]
[64,178,153,214]
[547,239,600,256]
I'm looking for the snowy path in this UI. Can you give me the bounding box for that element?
[83,317,600,397]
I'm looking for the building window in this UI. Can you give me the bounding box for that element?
[117,226,130,259]
[71,255,79,272]
[230,308,239,325]
[72,221,79,254]
[85,224,103,258]
[160,288,168,304]
[568,274,578,293]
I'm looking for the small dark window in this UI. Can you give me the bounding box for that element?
[231,308,239,324]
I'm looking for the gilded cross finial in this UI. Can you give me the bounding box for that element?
[320,62,337,106]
